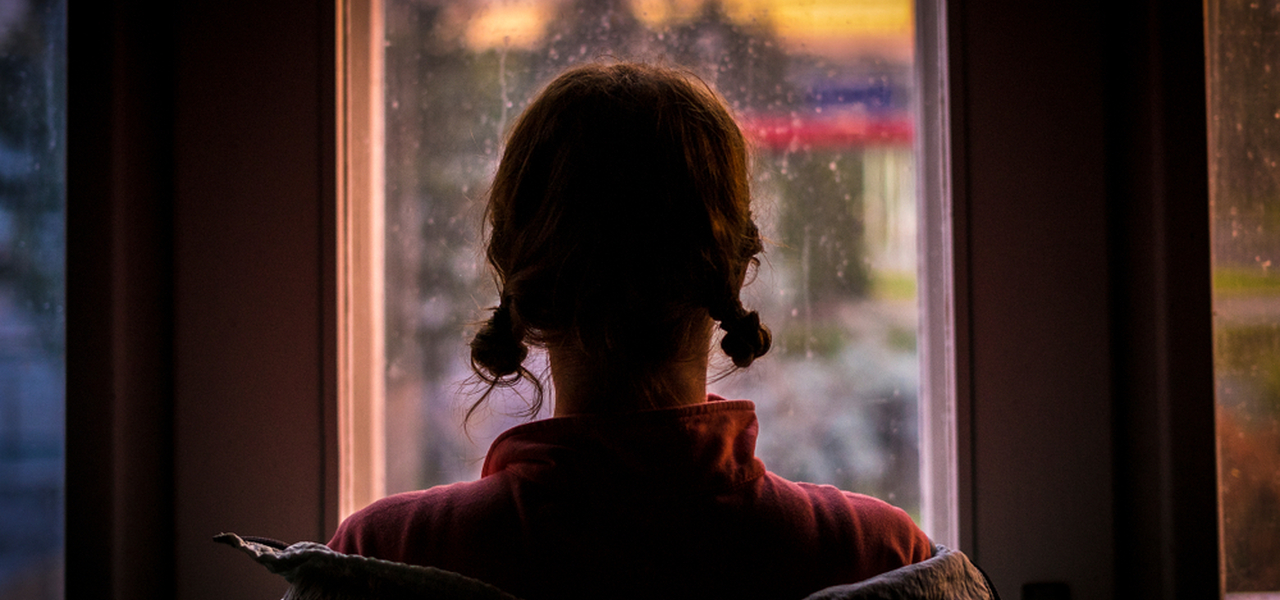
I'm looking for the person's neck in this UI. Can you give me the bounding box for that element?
[548,335,710,417]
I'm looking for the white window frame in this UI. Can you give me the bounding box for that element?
[913,0,961,550]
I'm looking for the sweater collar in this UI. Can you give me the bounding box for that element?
[481,395,766,497]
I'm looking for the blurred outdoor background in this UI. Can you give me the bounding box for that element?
[0,0,65,599]
[379,0,926,520]
[1208,0,1280,593]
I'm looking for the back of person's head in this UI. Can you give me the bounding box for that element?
[469,61,771,414]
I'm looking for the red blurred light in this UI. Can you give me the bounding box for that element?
[739,112,914,150]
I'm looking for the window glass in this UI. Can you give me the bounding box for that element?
[0,0,65,598]
[380,0,931,527]
[1207,0,1280,594]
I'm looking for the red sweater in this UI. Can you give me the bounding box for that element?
[329,396,932,600]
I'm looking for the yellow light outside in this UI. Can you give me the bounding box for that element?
[630,0,705,25]
[465,0,914,57]
[465,1,550,50]
[764,0,912,59]
[764,1,912,39]
[632,0,912,37]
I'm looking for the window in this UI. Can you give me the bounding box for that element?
[0,1,66,598]
[1207,0,1280,594]
[338,0,957,546]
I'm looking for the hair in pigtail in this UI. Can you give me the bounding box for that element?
[470,297,526,378]
[709,218,770,368]
[712,296,772,368]
[467,297,545,420]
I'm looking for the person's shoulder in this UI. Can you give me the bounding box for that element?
[789,479,933,566]
[794,481,912,520]
[347,486,453,523]
[327,477,507,556]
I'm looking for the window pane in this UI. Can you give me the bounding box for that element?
[380,0,936,532]
[1207,0,1280,594]
[0,0,65,598]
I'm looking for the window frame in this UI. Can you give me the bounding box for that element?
[914,0,964,551]
[334,0,966,547]
[337,0,388,521]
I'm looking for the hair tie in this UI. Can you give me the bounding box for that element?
[719,308,772,368]
[469,298,528,379]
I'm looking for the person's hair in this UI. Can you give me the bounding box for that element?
[468,61,771,417]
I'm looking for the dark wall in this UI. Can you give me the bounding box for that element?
[952,1,1217,597]
[67,2,338,599]
[955,0,1115,596]
[67,2,177,598]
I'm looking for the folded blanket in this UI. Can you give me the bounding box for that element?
[216,533,997,600]
[214,533,520,600]
[800,545,998,600]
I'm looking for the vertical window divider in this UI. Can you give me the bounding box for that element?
[915,0,962,551]
[338,0,387,521]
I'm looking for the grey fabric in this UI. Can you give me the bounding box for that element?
[217,534,995,600]
[800,545,997,600]
[214,533,523,600]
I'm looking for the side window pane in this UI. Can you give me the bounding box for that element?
[379,0,941,536]
[0,1,66,598]
[1207,0,1280,594]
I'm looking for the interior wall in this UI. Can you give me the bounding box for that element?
[952,1,1218,598]
[951,1,1115,597]
[170,1,338,599]
[67,1,338,599]
[1103,1,1218,597]
[66,2,177,599]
